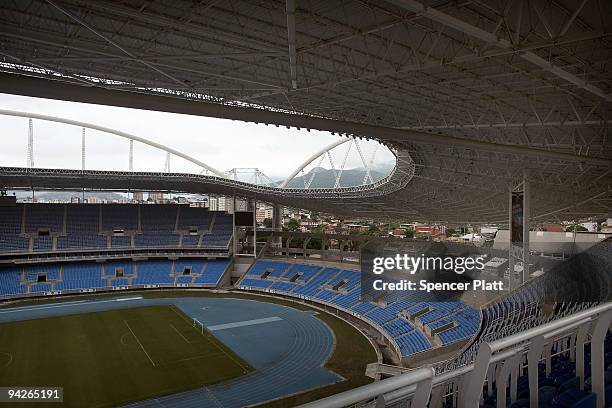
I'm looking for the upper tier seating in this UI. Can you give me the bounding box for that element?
[101,204,138,231]
[177,206,214,231]
[25,204,64,233]
[0,206,28,252]
[58,204,106,250]
[238,260,482,358]
[0,204,232,255]
[136,205,180,247]
[201,213,232,247]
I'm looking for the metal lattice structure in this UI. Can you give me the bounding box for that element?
[279,137,389,189]
[225,168,276,186]
[0,0,611,222]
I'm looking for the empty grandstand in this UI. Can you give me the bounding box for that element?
[0,0,611,407]
[0,204,232,258]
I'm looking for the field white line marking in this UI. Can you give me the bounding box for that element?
[173,355,206,364]
[0,297,142,314]
[207,316,282,331]
[168,305,192,324]
[169,323,191,344]
[171,353,221,364]
[123,319,156,367]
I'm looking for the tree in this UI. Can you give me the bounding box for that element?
[368,224,380,235]
[404,227,415,239]
[445,227,458,237]
[565,224,588,232]
[285,218,300,232]
[262,218,272,228]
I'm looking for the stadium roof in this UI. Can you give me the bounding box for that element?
[0,0,611,223]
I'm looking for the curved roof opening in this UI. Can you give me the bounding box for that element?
[0,93,395,189]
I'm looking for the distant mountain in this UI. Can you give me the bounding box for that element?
[10,191,127,201]
[284,167,389,189]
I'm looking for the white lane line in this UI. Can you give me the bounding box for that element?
[207,316,282,331]
[0,300,88,313]
[0,296,143,314]
[124,319,156,367]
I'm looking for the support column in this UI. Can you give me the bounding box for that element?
[252,198,257,258]
[508,184,515,290]
[272,203,282,249]
[523,170,530,284]
[129,139,134,172]
[232,195,237,256]
[27,118,34,169]
[321,235,328,262]
[81,127,86,171]
[509,170,530,289]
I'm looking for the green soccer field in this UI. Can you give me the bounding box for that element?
[0,305,252,408]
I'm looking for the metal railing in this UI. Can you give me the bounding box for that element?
[297,366,435,408]
[298,302,612,408]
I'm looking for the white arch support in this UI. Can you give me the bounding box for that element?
[335,139,354,189]
[279,137,351,188]
[0,109,226,178]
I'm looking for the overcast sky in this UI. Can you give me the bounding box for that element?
[0,93,393,180]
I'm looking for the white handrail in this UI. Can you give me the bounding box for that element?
[296,366,435,408]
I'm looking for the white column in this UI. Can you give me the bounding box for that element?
[508,183,515,290]
[253,198,257,258]
[232,195,237,255]
[81,127,86,171]
[522,170,530,284]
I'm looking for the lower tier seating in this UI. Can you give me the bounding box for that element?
[0,258,230,297]
[237,260,482,358]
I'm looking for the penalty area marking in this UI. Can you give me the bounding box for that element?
[170,323,191,344]
[123,319,156,367]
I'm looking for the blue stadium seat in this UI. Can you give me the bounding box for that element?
[194,259,230,286]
